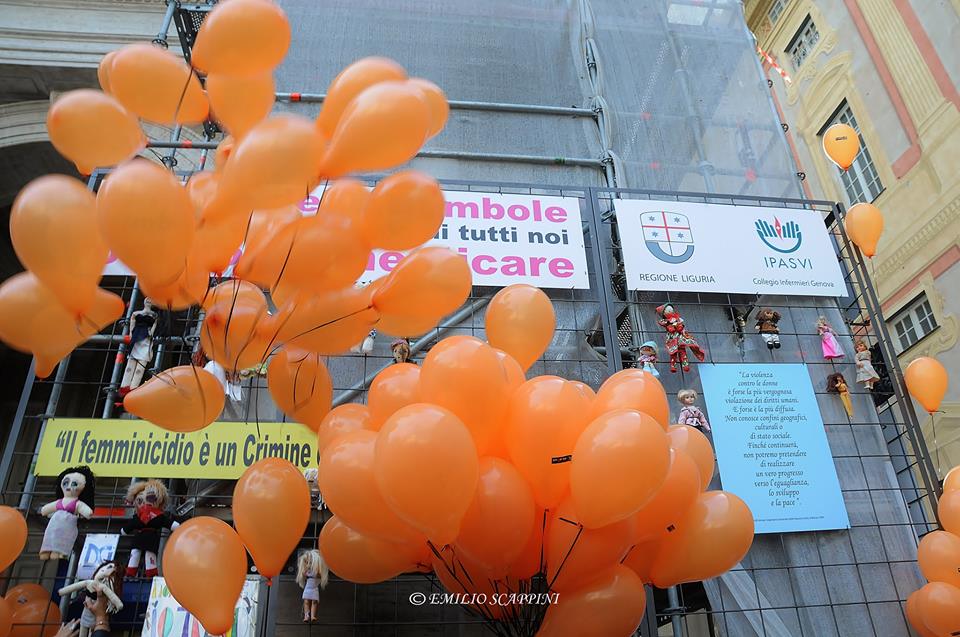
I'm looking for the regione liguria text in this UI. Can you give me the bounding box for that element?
[615,200,847,296]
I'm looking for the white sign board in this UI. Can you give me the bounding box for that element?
[76,533,120,580]
[616,200,846,296]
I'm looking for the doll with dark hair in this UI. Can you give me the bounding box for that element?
[121,480,179,578]
[59,560,123,637]
[39,466,96,560]
[755,309,782,349]
[655,303,706,373]
[826,372,853,418]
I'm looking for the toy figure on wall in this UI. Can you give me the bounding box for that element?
[121,480,179,578]
[118,298,159,397]
[854,339,880,390]
[58,560,124,637]
[391,338,412,364]
[296,549,329,623]
[755,309,782,349]
[351,329,376,355]
[655,303,706,373]
[816,316,845,360]
[677,389,711,432]
[826,372,854,418]
[637,340,659,378]
[39,466,96,561]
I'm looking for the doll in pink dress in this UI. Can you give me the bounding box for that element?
[816,316,844,360]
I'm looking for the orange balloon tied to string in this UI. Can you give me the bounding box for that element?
[569,380,596,402]
[368,363,421,430]
[361,171,444,250]
[162,517,247,636]
[138,259,209,311]
[504,376,592,509]
[408,78,449,138]
[591,368,670,430]
[266,348,333,432]
[97,51,116,93]
[200,286,272,372]
[508,507,547,579]
[191,213,246,274]
[621,540,660,584]
[649,490,754,587]
[667,424,715,490]
[374,403,479,546]
[485,284,556,372]
[214,136,235,173]
[233,212,300,289]
[206,72,275,139]
[314,178,370,224]
[538,565,647,637]
[906,589,940,637]
[317,404,372,454]
[571,409,671,529]
[454,457,536,579]
[46,90,144,174]
[97,159,195,286]
[4,584,50,608]
[822,123,860,171]
[493,348,526,392]
[274,212,371,294]
[202,279,264,312]
[629,449,701,542]
[904,356,949,414]
[233,457,310,580]
[0,597,11,637]
[319,516,426,584]
[915,582,960,637]
[10,601,59,637]
[123,365,225,432]
[844,202,884,258]
[316,57,407,138]
[10,175,107,317]
[918,530,960,588]
[109,43,208,125]
[268,287,379,356]
[191,0,291,76]
[0,506,27,572]
[318,430,425,543]
[185,171,220,218]
[321,81,431,177]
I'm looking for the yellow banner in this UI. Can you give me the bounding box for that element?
[35,418,317,479]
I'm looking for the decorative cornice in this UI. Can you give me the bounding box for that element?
[875,194,960,281]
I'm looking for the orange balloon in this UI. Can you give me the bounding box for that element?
[508,507,547,579]
[109,43,208,125]
[233,457,310,579]
[97,159,194,285]
[667,424,715,490]
[368,363,421,430]
[97,51,116,94]
[317,404,372,454]
[318,430,424,543]
[0,506,27,572]
[3,584,48,608]
[315,178,370,224]
[493,348,526,393]
[10,175,106,317]
[316,57,407,138]
[319,516,426,584]
[915,582,960,637]
[206,72,275,139]
[621,540,660,584]
[822,123,860,171]
[419,336,509,454]
[408,78,449,139]
[10,601,59,637]
[538,565,646,637]
[268,287,379,356]
[629,449,700,542]
[918,530,960,588]
[200,293,273,372]
[162,517,247,636]
[844,202,884,258]
[945,465,960,493]
[374,403,479,545]
[905,356,949,414]
[569,380,596,402]
[186,171,220,218]
[266,348,332,431]
[361,171,444,250]
[202,279,264,312]
[485,284,556,371]
[0,597,11,637]
[940,491,960,536]
[591,369,670,430]
[321,81,431,177]
[139,258,209,310]
[906,589,940,637]
[123,365,225,432]
[233,212,300,288]
[649,491,754,587]
[372,247,472,336]
[190,213,246,274]
[454,457,535,579]
[221,114,326,210]
[571,409,670,528]
[545,497,635,592]
[274,214,371,294]
[191,0,290,75]
[504,376,592,510]
[46,89,144,174]
[214,136,235,173]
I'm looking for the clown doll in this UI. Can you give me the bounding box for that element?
[826,372,854,419]
[121,480,179,578]
[655,304,706,373]
[39,466,96,561]
[58,561,123,637]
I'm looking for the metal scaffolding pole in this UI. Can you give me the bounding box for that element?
[0,359,36,497]
[18,355,71,513]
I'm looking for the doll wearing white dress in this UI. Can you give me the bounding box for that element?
[296,549,329,623]
[59,561,124,637]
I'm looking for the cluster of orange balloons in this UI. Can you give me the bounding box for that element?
[1,582,61,637]
[909,468,960,636]
[905,356,950,415]
[309,285,753,635]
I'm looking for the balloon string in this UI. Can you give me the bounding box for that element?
[545,518,583,591]
[170,65,197,134]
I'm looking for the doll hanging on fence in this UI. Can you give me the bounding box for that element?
[816,316,845,360]
[655,303,706,373]
[296,549,329,623]
[755,309,782,350]
[826,372,854,419]
[854,339,880,390]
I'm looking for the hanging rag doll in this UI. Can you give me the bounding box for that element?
[296,549,329,623]
[39,466,96,561]
[58,561,123,637]
[119,298,158,396]
[655,304,706,373]
[854,339,880,390]
[636,341,659,378]
[826,372,854,418]
[303,468,325,511]
[121,480,179,578]
[677,389,710,432]
[816,316,845,360]
[755,309,782,349]
[391,338,412,364]
[350,329,377,355]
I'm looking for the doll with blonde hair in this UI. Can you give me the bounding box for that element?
[296,549,329,623]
